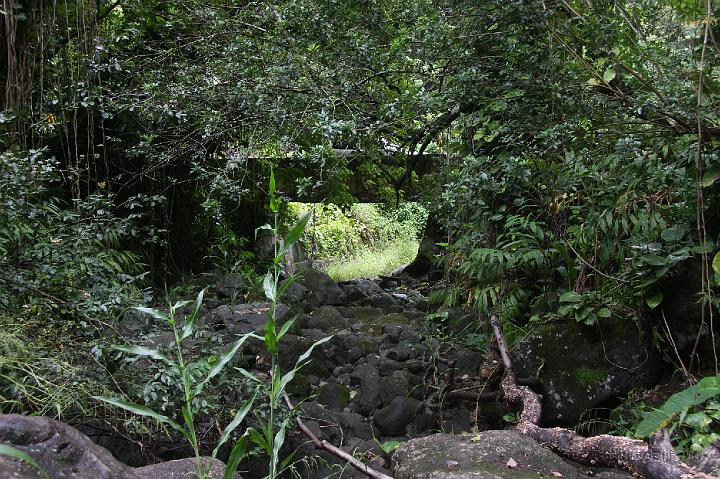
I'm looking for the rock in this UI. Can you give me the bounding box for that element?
[203,297,222,309]
[383,345,414,362]
[449,350,482,377]
[281,281,308,303]
[341,279,385,302]
[350,364,381,415]
[316,383,351,411]
[328,332,379,366]
[512,318,662,425]
[433,307,476,336]
[0,414,235,479]
[392,430,585,479]
[348,306,384,323]
[294,268,347,309]
[338,412,375,440]
[403,236,441,279]
[378,358,404,376]
[379,371,410,406]
[439,406,473,434]
[277,334,329,378]
[137,458,229,479]
[405,359,425,375]
[689,441,720,475]
[364,293,399,312]
[308,305,346,332]
[373,396,421,436]
[214,273,248,300]
[300,403,375,443]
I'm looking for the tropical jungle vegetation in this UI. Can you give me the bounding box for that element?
[1,0,720,477]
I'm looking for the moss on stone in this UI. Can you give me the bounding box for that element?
[575,365,608,388]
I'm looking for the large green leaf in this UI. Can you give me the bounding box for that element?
[701,165,720,187]
[263,272,276,302]
[93,396,186,435]
[269,169,278,213]
[713,251,720,286]
[113,345,173,365]
[213,390,257,458]
[181,289,205,340]
[0,445,51,479]
[195,333,253,395]
[645,291,663,309]
[636,375,720,437]
[277,210,312,259]
[134,306,170,323]
[223,434,250,479]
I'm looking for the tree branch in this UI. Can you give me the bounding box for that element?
[283,394,394,479]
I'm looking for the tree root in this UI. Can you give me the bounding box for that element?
[489,314,710,479]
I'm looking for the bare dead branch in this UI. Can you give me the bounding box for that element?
[283,394,394,479]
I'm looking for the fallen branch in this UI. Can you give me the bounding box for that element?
[283,393,394,479]
[489,315,707,479]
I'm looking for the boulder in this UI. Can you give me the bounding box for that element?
[214,273,248,300]
[373,396,421,436]
[341,279,386,302]
[349,364,381,415]
[512,318,662,425]
[379,371,411,406]
[277,334,329,378]
[316,383,351,411]
[449,350,482,377]
[293,268,347,309]
[689,441,720,476]
[392,430,584,479]
[307,305,346,332]
[403,236,442,279]
[0,414,235,479]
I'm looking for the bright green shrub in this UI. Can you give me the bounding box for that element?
[287,201,427,261]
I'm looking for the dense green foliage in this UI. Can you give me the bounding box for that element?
[2,0,720,467]
[287,202,427,261]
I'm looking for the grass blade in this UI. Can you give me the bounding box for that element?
[195,333,252,395]
[0,445,50,479]
[93,396,186,435]
[213,390,257,457]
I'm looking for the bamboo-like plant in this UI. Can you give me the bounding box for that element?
[95,169,328,479]
[94,289,256,479]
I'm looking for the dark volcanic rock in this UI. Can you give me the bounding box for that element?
[512,317,662,425]
[316,383,351,411]
[293,268,347,309]
[341,279,385,302]
[379,371,411,406]
[392,430,585,479]
[373,396,421,436]
[0,414,234,479]
[307,305,347,332]
[350,364,381,415]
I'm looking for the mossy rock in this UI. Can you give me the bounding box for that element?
[392,430,585,478]
[511,317,662,426]
[286,373,312,396]
[348,306,385,323]
[359,312,411,336]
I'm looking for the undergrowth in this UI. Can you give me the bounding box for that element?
[326,240,419,281]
